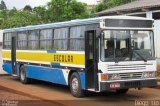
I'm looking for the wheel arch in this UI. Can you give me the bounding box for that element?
[18,64,24,77]
[68,70,86,90]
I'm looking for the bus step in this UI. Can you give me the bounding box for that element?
[12,74,18,77]
[87,88,100,92]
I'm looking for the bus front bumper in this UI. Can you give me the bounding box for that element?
[100,79,157,91]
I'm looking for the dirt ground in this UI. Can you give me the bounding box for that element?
[0,86,64,106]
[0,75,160,106]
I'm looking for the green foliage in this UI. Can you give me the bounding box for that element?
[0,10,38,29]
[93,0,137,13]
[0,0,89,29]
[33,6,48,23]
[47,0,89,22]
[0,0,141,29]
[23,5,32,12]
[0,0,7,10]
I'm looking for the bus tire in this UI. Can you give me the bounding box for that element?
[116,89,129,94]
[69,72,85,98]
[20,65,30,84]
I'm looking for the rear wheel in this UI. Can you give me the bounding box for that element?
[20,65,30,84]
[116,89,129,94]
[70,72,85,98]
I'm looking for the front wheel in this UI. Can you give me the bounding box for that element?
[116,89,129,94]
[69,72,85,98]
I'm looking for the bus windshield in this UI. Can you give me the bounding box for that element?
[101,30,155,62]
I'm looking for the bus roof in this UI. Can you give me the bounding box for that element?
[4,16,153,33]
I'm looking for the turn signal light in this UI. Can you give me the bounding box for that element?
[101,74,107,81]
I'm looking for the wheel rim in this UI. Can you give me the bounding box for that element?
[21,67,26,81]
[71,77,79,93]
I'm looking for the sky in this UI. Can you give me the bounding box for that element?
[3,0,98,9]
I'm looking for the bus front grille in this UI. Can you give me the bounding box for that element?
[119,72,142,79]
[107,64,153,71]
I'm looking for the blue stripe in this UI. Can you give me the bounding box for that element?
[51,62,60,67]
[25,65,67,85]
[47,50,56,53]
[16,64,20,76]
[3,62,86,90]
[3,62,20,75]
[3,63,13,74]
[78,72,86,89]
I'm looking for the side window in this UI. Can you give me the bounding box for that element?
[17,31,28,49]
[40,29,53,50]
[28,30,39,50]
[69,26,85,51]
[3,33,12,49]
[54,28,68,50]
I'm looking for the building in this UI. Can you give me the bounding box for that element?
[96,0,103,4]
[95,0,160,62]
[95,0,160,19]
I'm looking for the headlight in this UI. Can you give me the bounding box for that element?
[148,72,155,77]
[108,74,121,80]
[142,72,149,78]
[142,72,155,78]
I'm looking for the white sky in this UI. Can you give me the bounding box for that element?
[3,0,97,9]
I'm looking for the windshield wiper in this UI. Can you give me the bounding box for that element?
[133,50,147,62]
[115,49,128,63]
[116,49,148,63]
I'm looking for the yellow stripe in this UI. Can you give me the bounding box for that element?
[2,51,85,65]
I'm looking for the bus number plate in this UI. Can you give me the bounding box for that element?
[110,83,120,88]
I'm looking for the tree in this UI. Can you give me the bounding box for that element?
[0,0,89,29]
[47,0,89,22]
[0,0,7,10]
[0,10,7,19]
[12,6,17,11]
[68,1,89,19]
[33,6,48,23]
[23,5,32,12]
[93,0,137,13]
[0,11,38,29]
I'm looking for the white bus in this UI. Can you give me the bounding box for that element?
[2,16,157,97]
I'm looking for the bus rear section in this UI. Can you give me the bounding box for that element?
[2,16,157,98]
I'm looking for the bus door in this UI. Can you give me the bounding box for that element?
[85,30,98,90]
[11,34,17,74]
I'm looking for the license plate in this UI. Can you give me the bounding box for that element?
[110,83,120,88]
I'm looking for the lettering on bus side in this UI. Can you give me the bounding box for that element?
[54,55,73,63]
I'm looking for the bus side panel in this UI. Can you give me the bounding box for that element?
[78,72,86,89]
[25,65,67,85]
[3,62,20,75]
[3,62,13,74]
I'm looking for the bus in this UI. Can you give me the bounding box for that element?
[2,16,157,97]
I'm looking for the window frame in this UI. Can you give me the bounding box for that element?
[3,33,12,49]
[27,30,40,50]
[68,26,85,51]
[53,27,69,51]
[39,28,54,50]
[17,31,28,50]
[2,24,98,51]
